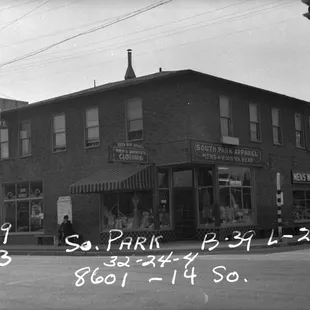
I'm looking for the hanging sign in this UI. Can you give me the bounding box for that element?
[57,196,73,224]
[108,143,149,164]
[191,140,262,165]
[291,171,310,184]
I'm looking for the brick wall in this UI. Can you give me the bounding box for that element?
[1,71,309,242]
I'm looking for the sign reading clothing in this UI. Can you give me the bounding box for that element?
[192,141,262,165]
[292,171,310,184]
[108,143,149,164]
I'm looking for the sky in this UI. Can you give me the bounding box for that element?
[0,0,310,104]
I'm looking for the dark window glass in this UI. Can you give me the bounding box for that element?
[17,201,30,232]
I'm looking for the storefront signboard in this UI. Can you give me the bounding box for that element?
[108,143,149,164]
[291,171,310,184]
[191,141,262,165]
[57,196,73,225]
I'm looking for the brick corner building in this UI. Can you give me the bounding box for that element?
[1,50,310,245]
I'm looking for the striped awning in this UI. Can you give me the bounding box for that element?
[69,165,154,194]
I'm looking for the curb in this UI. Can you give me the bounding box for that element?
[4,240,309,257]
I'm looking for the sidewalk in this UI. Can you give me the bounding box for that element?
[2,235,309,256]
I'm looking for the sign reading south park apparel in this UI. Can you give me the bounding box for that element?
[108,142,149,164]
[291,171,310,184]
[191,141,262,165]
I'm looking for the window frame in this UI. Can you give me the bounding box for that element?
[219,95,233,137]
[85,107,100,148]
[217,165,255,227]
[52,113,67,153]
[0,126,9,160]
[249,102,261,142]
[125,97,144,142]
[295,113,305,149]
[2,179,44,234]
[271,108,283,145]
[18,120,32,157]
[292,188,310,223]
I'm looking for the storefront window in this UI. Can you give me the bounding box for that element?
[101,191,155,230]
[218,166,254,226]
[3,180,44,233]
[198,168,215,227]
[293,190,310,222]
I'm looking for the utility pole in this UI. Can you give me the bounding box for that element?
[276,172,284,241]
[302,0,310,20]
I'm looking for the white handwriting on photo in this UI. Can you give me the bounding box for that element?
[67,227,310,288]
[0,222,12,267]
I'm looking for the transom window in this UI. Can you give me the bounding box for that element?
[53,114,66,152]
[219,95,232,136]
[19,120,31,156]
[85,107,99,147]
[126,98,143,141]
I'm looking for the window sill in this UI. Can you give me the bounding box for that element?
[127,138,143,143]
[18,154,32,159]
[296,146,306,150]
[249,140,262,144]
[85,143,100,149]
[52,149,67,154]
[273,143,283,147]
[0,157,11,161]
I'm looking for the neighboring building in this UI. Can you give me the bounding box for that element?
[1,50,310,245]
[0,97,28,111]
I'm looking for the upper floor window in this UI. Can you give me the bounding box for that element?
[0,127,9,159]
[85,107,99,147]
[53,114,66,152]
[219,95,232,136]
[126,98,143,141]
[249,103,261,142]
[295,113,305,148]
[271,108,282,145]
[19,121,31,156]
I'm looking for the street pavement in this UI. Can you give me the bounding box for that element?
[0,245,309,310]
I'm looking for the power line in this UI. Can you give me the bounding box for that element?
[0,0,247,48]
[0,0,83,28]
[0,0,51,33]
[0,0,172,68]
[0,0,39,13]
[9,15,298,85]
[1,0,294,73]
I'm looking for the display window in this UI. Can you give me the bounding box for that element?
[101,191,155,230]
[3,180,44,233]
[292,189,310,222]
[218,166,254,226]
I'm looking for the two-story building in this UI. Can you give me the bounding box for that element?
[1,50,310,245]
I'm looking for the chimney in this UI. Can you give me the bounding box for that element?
[124,49,136,80]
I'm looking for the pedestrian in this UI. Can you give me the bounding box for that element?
[58,215,75,246]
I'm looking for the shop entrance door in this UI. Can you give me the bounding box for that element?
[174,188,196,240]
